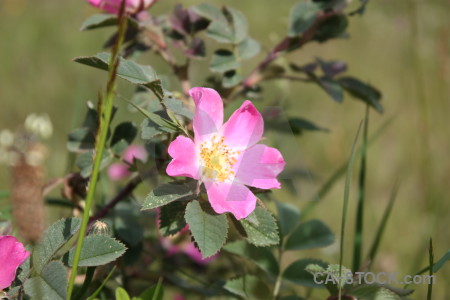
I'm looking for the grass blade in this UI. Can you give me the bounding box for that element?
[302,116,393,218]
[367,182,399,269]
[353,105,369,272]
[427,238,434,300]
[86,266,117,300]
[338,121,362,300]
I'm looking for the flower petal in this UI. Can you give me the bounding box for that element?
[123,145,147,163]
[204,181,256,220]
[190,87,224,143]
[166,136,200,179]
[221,100,263,150]
[234,144,285,189]
[0,236,30,290]
[108,163,131,181]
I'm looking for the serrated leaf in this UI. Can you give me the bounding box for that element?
[348,285,403,300]
[65,235,126,267]
[237,37,260,60]
[224,240,279,276]
[338,76,383,113]
[142,181,196,210]
[240,207,279,247]
[191,3,227,23]
[24,261,67,300]
[33,218,81,273]
[224,275,269,299]
[276,201,301,237]
[159,201,187,236]
[283,258,328,288]
[285,219,335,251]
[185,200,228,258]
[74,52,163,99]
[210,49,240,73]
[288,2,321,37]
[110,122,137,155]
[113,201,143,247]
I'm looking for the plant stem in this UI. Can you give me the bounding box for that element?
[271,244,284,300]
[66,3,128,299]
[352,105,369,272]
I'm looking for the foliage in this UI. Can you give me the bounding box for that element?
[2,1,448,300]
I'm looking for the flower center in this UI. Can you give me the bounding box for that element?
[199,135,239,182]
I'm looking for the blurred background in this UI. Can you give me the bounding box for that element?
[0,0,449,298]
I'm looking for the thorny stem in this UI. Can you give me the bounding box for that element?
[66,2,128,299]
[229,11,338,100]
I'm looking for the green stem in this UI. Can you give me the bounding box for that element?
[66,3,128,299]
[352,105,369,272]
[271,244,284,300]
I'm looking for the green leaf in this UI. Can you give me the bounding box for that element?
[142,181,196,210]
[283,258,328,288]
[140,119,172,140]
[285,219,335,251]
[86,266,117,300]
[24,261,67,300]
[222,70,243,88]
[158,201,187,236]
[338,76,383,113]
[80,14,138,31]
[210,49,240,73]
[237,37,260,60]
[225,7,248,44]
[240,207,279,247]
[276,201,301,237]
[162,96,194,120]
[115,287,131,300]
[224,275,270,299]
[280,296,307,300]
[67,127,96,152]
[191,3,227,23]
[76,150,113,178]
[65,235,126,267]
[348,285,402,300]
[138,278,164,300]
[317,77,344,102]
[74,52,163,100]
[224,240,279,276]
[314,14,348,42]
[185,200,228,258]
[110,122,137,155]
[112,201,143,247]
[288,2,321,37]
[33,218,81,273]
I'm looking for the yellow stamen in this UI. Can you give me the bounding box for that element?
[199,135,239,182]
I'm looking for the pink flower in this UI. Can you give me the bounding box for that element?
[0,236,30,290]
[88,0,155,15]
[166,87,285,220]
[108,145,148,181]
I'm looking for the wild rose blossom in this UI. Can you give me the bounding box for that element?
[166,87,285,220]
[0,236,30,291]
[88,0,155,15]
[108,144,148,181]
